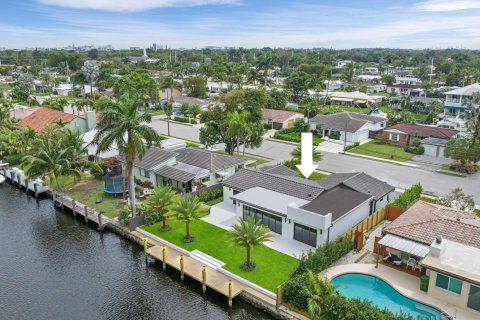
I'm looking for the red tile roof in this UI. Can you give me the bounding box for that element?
[384,124,458,138]
[261,108,303,123]
[384,201,480,247]
[18,107,78,133]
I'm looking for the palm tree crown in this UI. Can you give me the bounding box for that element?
[144,185,177,230]
[290,144,322,162]
[169,195,207,241]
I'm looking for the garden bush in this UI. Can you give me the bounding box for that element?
[263,123,273,130]
[190,119,197,124]
[345,141,360,151]
[119,205,130,225]
[2,154,23,165]
[174,116,190,123]
[404,145,424,154]
[449,161,479,174]
[197,188,223,202]
[144,212,160,225]
[89,161,104,179]
[291,236,354,277]
[392,183,423,209]
[274,132,301,143]
[328,132,340,140]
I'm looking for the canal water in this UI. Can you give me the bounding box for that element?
[0,183,274,320]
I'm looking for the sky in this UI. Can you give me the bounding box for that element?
[1,0,480,49]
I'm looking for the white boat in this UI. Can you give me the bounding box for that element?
[0,175,5,184]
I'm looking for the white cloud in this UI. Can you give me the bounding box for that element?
[36,0,240,12]
[414,0,480,12]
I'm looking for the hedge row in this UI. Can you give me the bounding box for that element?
[392,183,423,209]
[197,188,223,203]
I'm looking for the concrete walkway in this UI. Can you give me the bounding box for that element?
[322,264,477,320]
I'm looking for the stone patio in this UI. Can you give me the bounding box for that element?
[204,201,313,258]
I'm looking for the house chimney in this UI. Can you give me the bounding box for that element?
[429,236,446,257]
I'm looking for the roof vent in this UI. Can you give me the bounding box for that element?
[456,218,460,222]
[436,236,442,244]
[307,193,312,198]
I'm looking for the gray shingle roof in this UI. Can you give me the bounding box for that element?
[300,185,372,221]
[223,168,324,201]
[123,147,177,170]
[258,165,299,177]
[318,172,394,200]
[154,165,196,183]
[310,112,384,133]
[175,148,249,172]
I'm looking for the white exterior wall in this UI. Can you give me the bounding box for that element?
[368,121,387,131]
[328,200,371,243]
[223,186,235,204]
[339,130,369,143]
[427,270,473,312]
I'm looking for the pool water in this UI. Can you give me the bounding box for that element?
[331,273,445,319]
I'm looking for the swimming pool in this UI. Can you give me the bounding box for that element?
[331,273,446,319]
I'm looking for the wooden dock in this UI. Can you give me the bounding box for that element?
[53,192,113,230]
[132,230,277,307]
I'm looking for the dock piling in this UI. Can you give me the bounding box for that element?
[228,280,233,307]
[143,238,148,262]
[180,255,185,280]
[202,266,207,293]
[97,212,103,231]
[162,247,166,271]
[84,205,88,224]
[72,200,76,216]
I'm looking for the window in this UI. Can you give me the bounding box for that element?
[242,205,282,234]
[390,133,399,141]
[294,223,317,247]
[435,273,462,294]
[468,285,480,312]
[140,168,150,179]
[201,176,210,183]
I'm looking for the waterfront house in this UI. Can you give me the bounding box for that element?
[218,167,394,248]
[438,83,480,132]
[17,107,96,134]
[378,201,480,314]
[382,124,459,146]
[261,108,304,129]
[310,112,386,143]
[327,91,383,107]
[125,147,251,193]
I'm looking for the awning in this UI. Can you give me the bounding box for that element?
[378,234,430,258]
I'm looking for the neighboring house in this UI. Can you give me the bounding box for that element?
[395,77,421,85]
[261,108,304,129]
[17,107,96,134]
[378,201,480,315]
[172,96,208,113]
[126,147,251,193]
[221,167,394,248]
[324,80,343,91]
[382,124,459,146]
[387,84,423,97]
[443,83,480,117]
[310,112,387,143]
[421,137,449,158]
[327,91,383,107]
[55,83,74,96]
[389,97,443,113]
[336,60,352,69]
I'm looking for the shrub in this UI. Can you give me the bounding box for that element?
[174,116,190,123]
[392,183,423,208]
[449,161,478,174]
[89,162,104,179]
[292,236,354,277]
[144,212,160,225]
[197,188,223,202]
[345,141,360,151]
[274,132,301,143]
[404,145,424,155]
[263,123,273,130]
[190,119,197,124]
[3,154,23,165]
[119,205,130,225]
[328,132,340,140]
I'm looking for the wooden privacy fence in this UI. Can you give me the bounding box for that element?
[343,205,406,240]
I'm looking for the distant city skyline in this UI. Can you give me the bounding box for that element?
[2,0,480,49]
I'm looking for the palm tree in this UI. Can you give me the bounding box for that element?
[228,216,273,270]
[144,185,177,230]
[169,195,207,242]
[226,111,248,155]
[22,136,80,190]
[302,270,337,319]
[290,144,323,162]
[462,92,480,147]
[93,96,161,217]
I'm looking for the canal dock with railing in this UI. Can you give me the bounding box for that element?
[0,164,50,197]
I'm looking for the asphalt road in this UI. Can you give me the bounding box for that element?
[149,118,480,202]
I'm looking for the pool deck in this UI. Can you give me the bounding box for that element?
[322,264,478,320]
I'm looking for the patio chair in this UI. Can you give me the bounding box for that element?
[413,261,422,272]
[406,258,417,270]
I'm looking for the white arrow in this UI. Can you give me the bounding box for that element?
[296,132,318,179]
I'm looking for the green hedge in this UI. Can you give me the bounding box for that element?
[197,188,223,203]
[2,154,23,165]
[345,141,360,151]
[292,236,354,277]
[274,132,301,143]
[392,183,423,209]
[174,116,190,123]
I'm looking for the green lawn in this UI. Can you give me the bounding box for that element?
[348,141,414,162]
[141,219,298,292]
[148,109,165,116]
[273,131,323,145]
[63,178,125,218]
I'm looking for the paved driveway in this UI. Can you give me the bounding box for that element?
[148,120,480,203]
